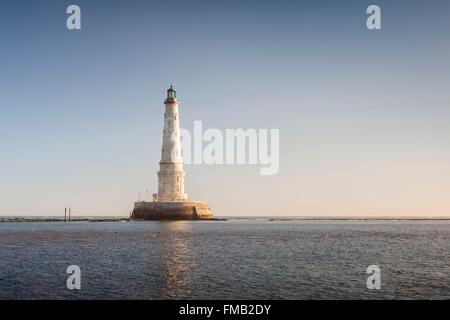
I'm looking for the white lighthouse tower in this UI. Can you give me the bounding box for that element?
[132,86,214,220]
[154,85,188,202]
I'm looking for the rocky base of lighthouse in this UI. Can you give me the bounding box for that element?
[131,201,215,220]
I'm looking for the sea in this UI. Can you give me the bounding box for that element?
[0,218,449,299]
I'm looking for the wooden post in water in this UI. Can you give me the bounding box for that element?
[64,208,67,222]
[69,208,71,222]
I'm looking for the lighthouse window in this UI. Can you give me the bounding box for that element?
[174,114,177,120]
[177,177,179,182]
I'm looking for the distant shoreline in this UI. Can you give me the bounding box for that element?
[0,216,449,223]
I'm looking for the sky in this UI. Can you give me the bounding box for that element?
[0,0,449,217]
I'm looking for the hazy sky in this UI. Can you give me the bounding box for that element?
[0,0,449,216]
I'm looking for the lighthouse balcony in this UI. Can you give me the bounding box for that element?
[152,193,188,202]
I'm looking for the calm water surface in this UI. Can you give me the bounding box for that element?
[0,220,449,299]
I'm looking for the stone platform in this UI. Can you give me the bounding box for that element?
[131,201,214,220]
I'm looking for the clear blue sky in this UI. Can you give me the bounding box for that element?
[0,0,449,216]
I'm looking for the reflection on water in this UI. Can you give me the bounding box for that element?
[157,222,195,299]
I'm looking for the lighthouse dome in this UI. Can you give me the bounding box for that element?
[166,85,177,101]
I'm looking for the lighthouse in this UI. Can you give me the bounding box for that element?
[154,85,188,202]
[131,86,214,220]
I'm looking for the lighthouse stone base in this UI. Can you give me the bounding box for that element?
[131,201,214,220]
